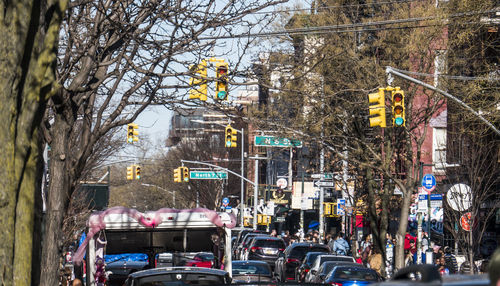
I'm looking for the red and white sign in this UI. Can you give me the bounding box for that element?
[460,212,472,231]
[276,178,287,189]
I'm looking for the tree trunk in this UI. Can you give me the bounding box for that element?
[40,116,73,286]
[395,187,412,270]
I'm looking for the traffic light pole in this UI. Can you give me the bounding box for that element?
[240,127,245,229]
[385,66,500,136]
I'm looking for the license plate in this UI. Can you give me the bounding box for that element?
[263,249,277,255]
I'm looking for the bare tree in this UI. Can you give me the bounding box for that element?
[40,1,286,283]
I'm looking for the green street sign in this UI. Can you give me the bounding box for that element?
[189,171,228,180]
[254,136,302,148]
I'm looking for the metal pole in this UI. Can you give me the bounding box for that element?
[300,173,305,241]
[319,144,325,240]
[253,155,259,230]
[240,127,245,228]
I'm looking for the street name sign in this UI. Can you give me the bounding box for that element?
[189,171,228,179]
[254,136,302,148]
[311,173,334,180]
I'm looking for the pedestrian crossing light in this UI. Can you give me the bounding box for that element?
[135,165,141,180]
[391,87,406,127]
[189,60,208,101]
[215,62,228,101]
[181,166,189,182]
[127,123,139,143]
[224,125,237,148]
[368,88,387,128]
[173,167,181,183]
[127,165,134,180]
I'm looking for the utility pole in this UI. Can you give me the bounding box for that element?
[240,127,245,228]
[253,155,259,230]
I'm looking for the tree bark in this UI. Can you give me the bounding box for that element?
[395,186,412,270]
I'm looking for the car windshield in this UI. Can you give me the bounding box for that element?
[321,262,354,274]
[137,273,225,285]
[290,246,329,259]
[195,253,214,261]
[253,239,285,248]
[333,268,378,281]
[232,263,271,275]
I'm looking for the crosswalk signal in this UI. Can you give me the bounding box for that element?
[368,88,387,128]
[391,87,406,127]
[189,60,208,101]
[225,125,237,148]
[181,167,189,182]
[127,123,139,143]
[215,62,228,101]
[173,167,181,183]
[135,165,141,180]
[127,165,134,180]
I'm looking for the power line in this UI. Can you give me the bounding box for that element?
[198,9,497,40]
[391,67,500,81]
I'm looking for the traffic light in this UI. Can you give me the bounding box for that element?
[181,166,189,182]
[324,202,332,216]
[391,87,406,127]
[257,214,270,225]
[368,88,387,128]
[127,165,134,180]
[173,167,181,183]
[127,123,139,143]
[215,62,228,101]
[224,125,237,148]
[135,165,141,180]
[189,60,208,101]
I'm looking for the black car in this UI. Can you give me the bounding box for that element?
[274,242,330,282]
[295,251,328,282]
[233,229,266,258]
[308,260,360,283]
[107,260,150,286]
[245,236,286,268]
[123,266,231,286]
[237,233,269,260]
[324,265,381,285]
[232,260,275,283]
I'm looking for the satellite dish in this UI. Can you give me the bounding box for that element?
[446,183,472,211]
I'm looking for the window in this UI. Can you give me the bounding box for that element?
[433,127,447,173]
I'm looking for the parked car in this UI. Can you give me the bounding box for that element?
[232,229,266,259]
[155,253,173,268]
[183,252,215,268]
[237,233,269,260]
[304,254,356,282]
[296,251,329,282]
[324,265,381,286]
[123,266,231,286]
[232,260,275,283]
[308,260,360,283]
[244,236,286,268]
[274,242,330,282]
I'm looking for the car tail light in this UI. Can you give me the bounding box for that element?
[330,283,342,286]
[287,258,300,264]
[279,248,285,251]
[304,269,309,273]
[251,247,261,252]
[286,277,295,280]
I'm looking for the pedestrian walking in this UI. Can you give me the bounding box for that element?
[368,247,383,275]
[443,246,458,274]
[332,232,350,255]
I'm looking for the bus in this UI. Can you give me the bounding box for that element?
[72,207,236,285]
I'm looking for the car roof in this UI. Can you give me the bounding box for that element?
[128,266,228,279]
[290,242,329,247]
[232,260,270,266]
[252,236,282,241]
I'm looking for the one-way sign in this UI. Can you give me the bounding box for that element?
[314,180,334,188]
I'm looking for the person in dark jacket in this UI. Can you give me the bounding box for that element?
[443,246,458,274]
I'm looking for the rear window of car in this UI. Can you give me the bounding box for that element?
[196,253,214,261]
[305,253,322,265]
[333,268,378,281]
[137,273,226,285]
[254,239,285,248]
[321,256,354,263]
[290,246,329,259]
[232,263,271,275]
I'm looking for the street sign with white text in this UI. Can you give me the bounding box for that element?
[190,171,228,179]
[314,180,334,188]
[254,136,302,148]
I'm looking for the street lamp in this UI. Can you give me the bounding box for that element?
[142,183,176,208]
[191,119,246,228]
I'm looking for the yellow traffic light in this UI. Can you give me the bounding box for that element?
[181,167,189,182]
[135,165,141,180]
[324,202,332,216]
[189,60,208,101]
[257,214,270,225]
[127,123,139,143]
[215,62,228,101]
[368,88,386,128]
[127,165,134,180]
[173,167,181,183]
[224,125,237,148]
[391,87,405,127]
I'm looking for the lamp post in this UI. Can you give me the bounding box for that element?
[142,183,176,208]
